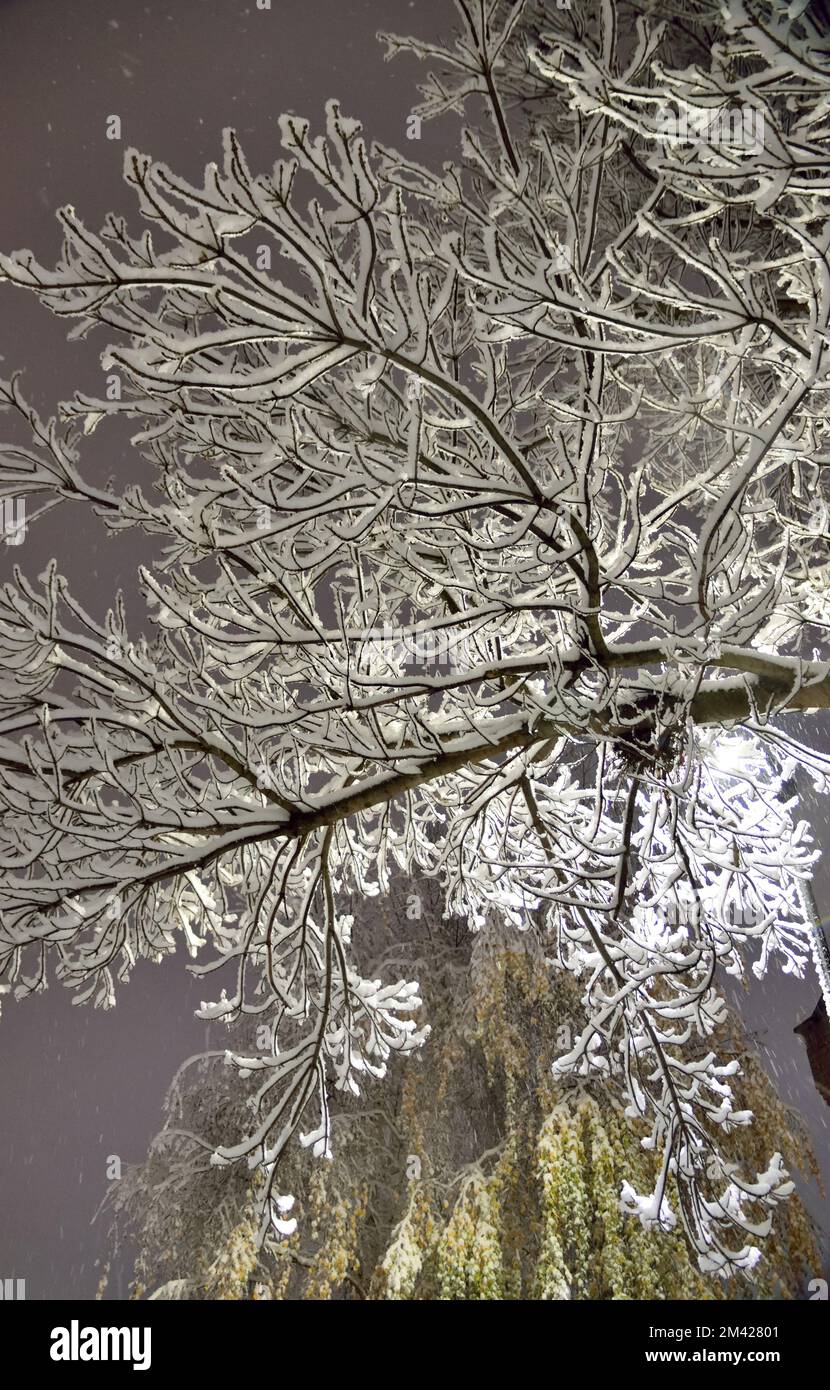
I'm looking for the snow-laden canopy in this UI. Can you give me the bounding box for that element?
[2,0,830,1275]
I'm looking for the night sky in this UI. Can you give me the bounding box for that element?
[0,0,827,1300]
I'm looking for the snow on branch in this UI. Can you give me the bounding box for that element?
[2,0,830,1276]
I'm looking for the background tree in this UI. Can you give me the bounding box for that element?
[2,0,830,1279]
[103,875,822,1300]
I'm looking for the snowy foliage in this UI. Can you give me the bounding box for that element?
[2,0,830,1275]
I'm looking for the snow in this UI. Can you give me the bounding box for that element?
[1,0,830,1275]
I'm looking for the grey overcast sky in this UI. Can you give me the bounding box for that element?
[0,0,827,1301]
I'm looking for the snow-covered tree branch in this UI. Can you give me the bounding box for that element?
[2,0,830,1278]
